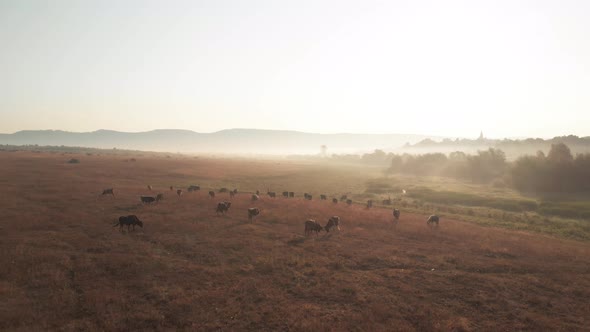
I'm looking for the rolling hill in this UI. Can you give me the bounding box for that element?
[0,129,436,155]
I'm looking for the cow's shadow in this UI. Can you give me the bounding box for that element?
[318,233,333,241]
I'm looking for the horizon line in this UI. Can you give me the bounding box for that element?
[2,128,585,140]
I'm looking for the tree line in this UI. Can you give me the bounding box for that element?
[332,143,590,193]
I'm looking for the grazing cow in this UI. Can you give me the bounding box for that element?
[247,207,260,222]
[320,194,327,200]
[332,198,338,204]
[216,201,232,215]
[427,215,440,227]
[366,200,373,209]
[140,194,163,204]
[304,193,312,200]
[289,192,295,198]
[147,185,152,191]
[346,199,353,206]
[324,216,341,232]
[113,215,143,231]
[229,191,236,199]
[282,191,289,198]
[304,219,323,237]
[177,189,183,197]
[140,196,156,204]
[251,194,259,201]
[393,209,401,221]
[101,188,115,197]
[382,196,392,205]
[267,191,276,198]
[340,195,348,202]
[209,191,215,199]
[219,188,229,193]
[188,185,200,192]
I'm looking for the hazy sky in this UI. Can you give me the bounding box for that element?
[1,0,589,138]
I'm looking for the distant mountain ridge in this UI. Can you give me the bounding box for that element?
[0,129,437,155]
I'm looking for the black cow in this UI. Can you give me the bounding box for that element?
[140,194,163,204]
[113,215,143,231]
[427,215,440,227]
[304,219,323,236]
[188,185,200,192]
[320,194,327,200]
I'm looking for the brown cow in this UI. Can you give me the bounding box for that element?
[216,201,232,215]
[247,207,260,222]
[101,188,115,197]
[324,216,341,232]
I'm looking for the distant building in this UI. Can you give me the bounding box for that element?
[478,131,485,141]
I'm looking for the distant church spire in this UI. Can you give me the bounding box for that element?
[478,131,484,140]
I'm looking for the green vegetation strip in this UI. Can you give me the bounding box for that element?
[538,201,590,219]
[408,187,538,212]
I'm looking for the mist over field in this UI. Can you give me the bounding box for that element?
[3,129,590,159]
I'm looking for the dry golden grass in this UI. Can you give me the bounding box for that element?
[1,151,589,331]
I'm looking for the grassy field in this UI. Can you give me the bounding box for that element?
[1,151,590,331]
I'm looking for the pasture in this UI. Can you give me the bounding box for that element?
[1,151,589,331]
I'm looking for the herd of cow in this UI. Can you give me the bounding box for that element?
[102,185,441,235]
